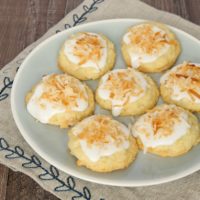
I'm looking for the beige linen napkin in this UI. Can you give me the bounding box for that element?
[0,0,200,199]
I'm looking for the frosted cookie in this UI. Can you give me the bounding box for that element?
[58,32,116,80]
[26,74,94,128]
[68,115,138,172]
[160,62,200,112]
[95,68,159,116]
[121,22,181,72]
[132,104,200,157]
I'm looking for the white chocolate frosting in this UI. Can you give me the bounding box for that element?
[160,62,200,103]
[27,74,89,123]
[97,69,147,116]
[123,24,171,68]
[72,115,130,162]
[64,32,107,71]
[132,104,190,151]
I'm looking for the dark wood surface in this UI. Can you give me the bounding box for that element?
[0,0,199,199]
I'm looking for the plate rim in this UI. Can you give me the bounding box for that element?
[11,18,200,187]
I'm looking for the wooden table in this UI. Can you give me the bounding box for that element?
[0,0,199,199]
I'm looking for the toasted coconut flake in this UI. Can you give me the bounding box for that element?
[128,24,170,54]
[103,70,144,104]
[40,74,87,109]
[166,63,200,101]
[150,106,181,136]
[78,116,128,146]
[73,33,104,65]
[188,89,200,99]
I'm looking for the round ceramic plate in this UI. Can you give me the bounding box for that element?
[11,19,200,186]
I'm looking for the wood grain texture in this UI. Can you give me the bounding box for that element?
[0,164,9,200]
[6,170,57,200]
[141,0,200,25]
[0,1,83,199]
[0,0,199,199]
[185,0,200,25]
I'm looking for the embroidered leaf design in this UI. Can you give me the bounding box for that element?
[73,14,79,23]
[22,155,41,168]
[83,5,89,11]
[54,183,71,192]
[0,94,8,101]
[72,194,82,200]
[15,146,24,156]
[0,77,13,101]
[49,165,59,178]
[67,176,76,189]
[3,77,9,86]
[3,77,12,88]
[0,138,9,149]
[39,171,54,180]
[54,176,76,192]
[83,186,91,200]
[5,146,24,159]
[64,24,71,29]
[0,137,99,198]
[22,161,35,168]
[32,155,42,165]
[5,152,20,159]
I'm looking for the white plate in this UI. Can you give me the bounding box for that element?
[11,19,200,186]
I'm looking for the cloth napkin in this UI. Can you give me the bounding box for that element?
[0,0,200,199]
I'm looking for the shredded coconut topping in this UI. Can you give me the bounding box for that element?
[40,74,88,109]
[127,24,172,54]
[163,62,200,101]
[72,33,104,65]
[76,116,129,147]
